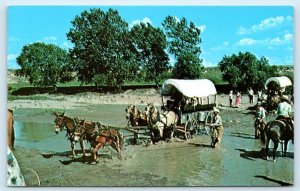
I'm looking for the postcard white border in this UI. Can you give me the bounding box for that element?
[1,1,298,191]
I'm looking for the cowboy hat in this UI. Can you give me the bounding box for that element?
[213,108,220,113]
[281,95,289,102]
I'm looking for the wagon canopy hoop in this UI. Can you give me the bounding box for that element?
[265,76,292,90]
[161,79,217,98]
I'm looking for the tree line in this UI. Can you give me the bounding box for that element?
[16,8,287,91]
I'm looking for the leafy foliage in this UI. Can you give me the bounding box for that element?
[218,52,278,91]
[173,52,203,79]
[67,8,137,87]
[130,23,170,85]
[163,16,203,79]
[16,42,73,87]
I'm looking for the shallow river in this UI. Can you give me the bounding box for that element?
[12,105,294,186]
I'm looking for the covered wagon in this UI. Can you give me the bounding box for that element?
[264,76,293,111]
[265,76,292,95]
[161,79,218,139]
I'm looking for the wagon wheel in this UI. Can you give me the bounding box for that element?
[204,111,214,135]
[184,120,192,139]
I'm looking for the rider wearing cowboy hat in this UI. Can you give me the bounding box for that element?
[210,108,224,148]
[276,95,293,135]
[277,95,292,120]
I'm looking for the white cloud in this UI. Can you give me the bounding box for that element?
[7,54,20,69]
[7,62,20,69]
[211,41,230,51]
[237,16,293,34]
[61,41,73,49]
[129,17,152,28]
[284,55,293,64]
[42,36,57,43]
[237,33,293,47]
[284,33,293,41]
[266,56,293,65]
[202,59,216,67]
[254,16,284,30]
[265,33,293,46]
[7,54,18,62]
[237,27,247,35]
[197,25,206,33]
[237,38,257,46]
[8,37,21,42]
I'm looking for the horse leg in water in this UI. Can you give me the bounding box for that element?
[111,141,122,160]
[272,140,279,162]
[93,142,104,163]
[265,138,270,160]
[70,141,76,159]
[283,140,288,157]
[79,139,87,157]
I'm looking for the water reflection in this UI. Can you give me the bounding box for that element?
[14,120,69,152]
[15,121,53,141]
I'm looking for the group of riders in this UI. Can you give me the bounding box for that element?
[140,89,294,150]
[254,94,293,141]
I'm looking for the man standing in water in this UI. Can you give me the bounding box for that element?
[210,108,224,148]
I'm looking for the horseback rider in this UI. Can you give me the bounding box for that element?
[276,95,293,136]
[210,108,224,148]
[254,102,267,139]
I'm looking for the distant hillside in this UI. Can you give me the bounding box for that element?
[7,69,28,84]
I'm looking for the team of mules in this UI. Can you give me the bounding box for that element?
[53,112,124,163]
[126,103,178,143]
[9,101,293,163]
[260,118,294,162]
[125,104,148,126]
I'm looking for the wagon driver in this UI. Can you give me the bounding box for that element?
[210,108,224,148]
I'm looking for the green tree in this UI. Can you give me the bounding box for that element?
[218,52,278,90]
[130,22,170,85]
[163,16,203,79]
[67,8,137,87]
[16,42,73,87]
[173,52,203,79]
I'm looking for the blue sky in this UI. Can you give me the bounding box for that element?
[7,6,294,69]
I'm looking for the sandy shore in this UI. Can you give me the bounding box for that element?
[8,88,258,112]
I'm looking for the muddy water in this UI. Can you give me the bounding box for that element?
[12,105,294,186]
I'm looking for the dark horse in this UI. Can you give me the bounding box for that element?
[260,119,294,161]
[53,112,87,159]
[7,109,15,150]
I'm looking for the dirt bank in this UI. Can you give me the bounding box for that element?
[8,88,257,111]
